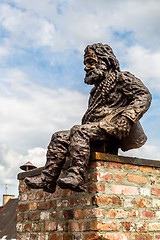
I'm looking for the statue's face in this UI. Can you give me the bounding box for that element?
[84,48,107,85]
[84,49,98,72]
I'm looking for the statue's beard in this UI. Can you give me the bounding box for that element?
[84,64,107,85]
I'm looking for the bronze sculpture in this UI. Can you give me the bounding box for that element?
[25,43,152,193]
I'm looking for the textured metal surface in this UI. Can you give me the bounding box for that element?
[24,43,152,192]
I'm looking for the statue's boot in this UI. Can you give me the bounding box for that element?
[57,167,87,192]
[25,131,70,193]
[57,125,90,192]
[25,175,56,193]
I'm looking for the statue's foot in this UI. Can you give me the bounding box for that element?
[57,174,87,192]
[25,177,56,193]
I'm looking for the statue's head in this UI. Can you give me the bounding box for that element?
[84,43,120,85]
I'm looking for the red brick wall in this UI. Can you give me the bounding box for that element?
[17,154,160,240]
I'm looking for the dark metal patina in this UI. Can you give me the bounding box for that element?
[25,43,152,193]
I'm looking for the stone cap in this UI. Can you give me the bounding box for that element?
[17,152,160,180]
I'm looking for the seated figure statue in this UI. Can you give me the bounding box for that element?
[25,43,152,193]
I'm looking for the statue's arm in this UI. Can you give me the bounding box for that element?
[121,71,152,123]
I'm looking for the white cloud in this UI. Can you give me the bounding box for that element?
[1,0,160,51]
[119,45,160,90]
[120,143,160,161]
[0,3,56,48]
[0,68,87,153]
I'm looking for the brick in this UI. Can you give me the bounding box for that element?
[152,188,160,196]
[28,212,40,221]
[19,184,25,193]
[88,183,105,193]
[57,223,63,231]
[155,234,160,239]
[127,175,147,184]
[69,198,79,206]
[16,223,23,232]
[81,196,91,206]
[50,233,60,240]
[36,191,44,200]
[29,192,35,201]
[21,193,28,201]
[84,233,99,240]
[17,212,28,221]
[48,200,56,209]
[72,234,83,240]
[153,199,160,207]
[75,209,84,219]
[44,192,52,200]
[112,185,138,195]
[91,221,119,231]
[136,199,150,208]
[25,185,31,192]
[50,211,59,220]
[23,223,33,231]
[107,209,137,218]
[33,222,44,232]
[149,223,160,231]
[62,233,72,240]
[136,222,147,232]
[124,199,135,208]
[69,221,90,231]
[40,212,50,220]
[156,211,160,219]
[125,164,139,170]
[122,222,135,232]
[45,222,57,231]
[153,168,160,174]
[18,233,31,240]
[140,188,150,196]
[128,209,138,218]
[38,202,49,210]
[29,202,37,211]
[92,172,113,182]
[105,233,129,240]
[140,166,152,172]
[140,210,154,219]
[62,189,72,197]
[53,189,60,197]
[107,209,128,218]
[133,233,152,240]
[93,196,121,206]
[115,173,126,182]
[30,233,37,240]
[63,209,74,220]
[37,233,49,240]
[105,162,122,169]
[89,161,104,167]
[57,199,69,208]
[18,203,29,212]
[86,208,105,218]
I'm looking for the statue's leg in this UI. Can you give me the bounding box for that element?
[57,123,104,192]
[25,130,70,193]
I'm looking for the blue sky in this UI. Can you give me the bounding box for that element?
[0,0,160,203]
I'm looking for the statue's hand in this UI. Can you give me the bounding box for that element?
[116,116,132,139]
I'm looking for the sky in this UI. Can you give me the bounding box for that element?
[0,0,160,203]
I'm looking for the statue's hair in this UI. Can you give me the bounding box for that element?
[85,43,120,71]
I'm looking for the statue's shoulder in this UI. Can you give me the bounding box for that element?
[120,71,144,86]
[121,71,138,82]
